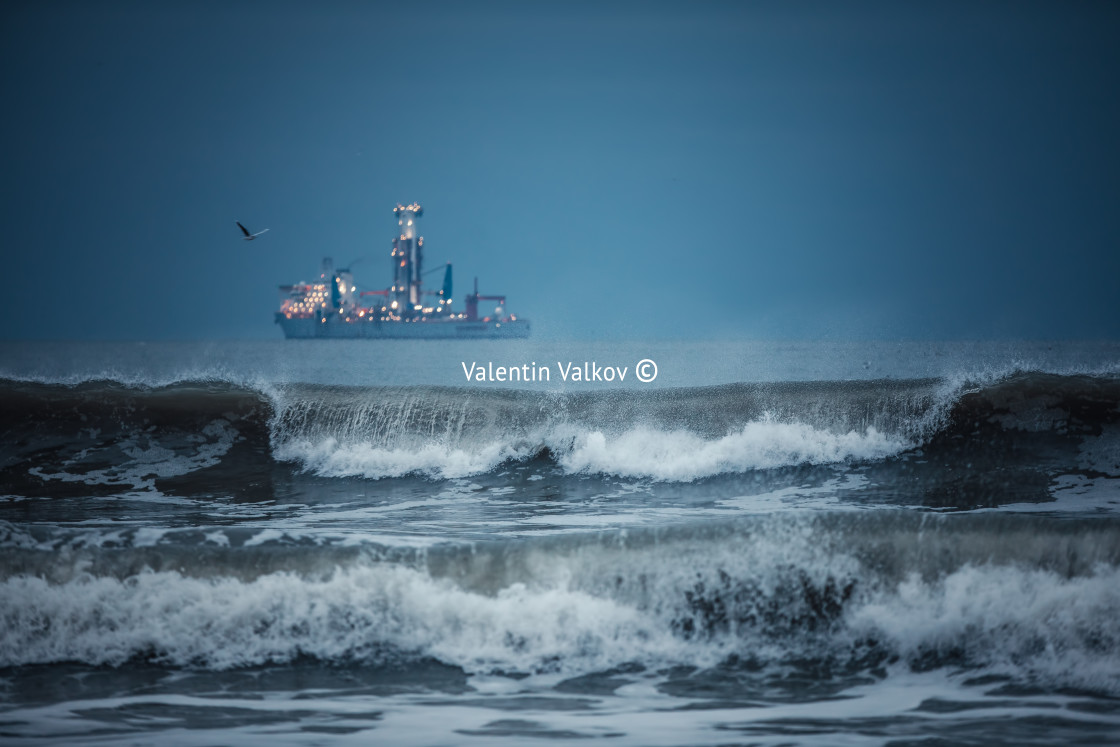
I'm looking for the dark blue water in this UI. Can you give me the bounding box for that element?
[1,340,1119,745]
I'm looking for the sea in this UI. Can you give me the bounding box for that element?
[1,339,1119,746]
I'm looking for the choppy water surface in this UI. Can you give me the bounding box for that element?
[1,340,1119,745]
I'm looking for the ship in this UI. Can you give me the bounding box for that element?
[275,203,530,339]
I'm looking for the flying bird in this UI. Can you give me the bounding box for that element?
[236,221,270,240]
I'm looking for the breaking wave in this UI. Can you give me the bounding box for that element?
[1,372,1118,486]
[2,513,1119,694]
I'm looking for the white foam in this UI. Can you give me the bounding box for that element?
[0,521,48,550]
[274,437,533,480]
[274,419,907,483]
[554,421,906,481]
[203,530,230,547]
[26,418,239,491]
[243,529,287,547]
[0,565,684,674]
[2,549,1118,694]
[848,562,1120,693]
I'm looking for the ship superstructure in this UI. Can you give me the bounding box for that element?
[275,203,529,339]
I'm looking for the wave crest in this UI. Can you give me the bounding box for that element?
[2,372,1118,485]
[4,514,1119,692]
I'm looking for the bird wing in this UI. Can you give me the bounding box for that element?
[236,221,251,237]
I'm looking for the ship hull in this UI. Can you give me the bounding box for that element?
[275,314,530,339]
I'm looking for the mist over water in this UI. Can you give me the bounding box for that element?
[2,340,1119,744]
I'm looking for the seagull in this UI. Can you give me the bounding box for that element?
[236,221,270,240]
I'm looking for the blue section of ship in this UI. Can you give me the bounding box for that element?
[275,203,530,339]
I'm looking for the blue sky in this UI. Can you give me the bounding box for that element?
[1,0,1117,340]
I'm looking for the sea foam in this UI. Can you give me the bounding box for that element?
[4,518,1119,693]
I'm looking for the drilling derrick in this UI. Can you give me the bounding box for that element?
[391,202,424,317]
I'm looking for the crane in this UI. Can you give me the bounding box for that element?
[465,277,508,322]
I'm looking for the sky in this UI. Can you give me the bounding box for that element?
[1,0,1118,340]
